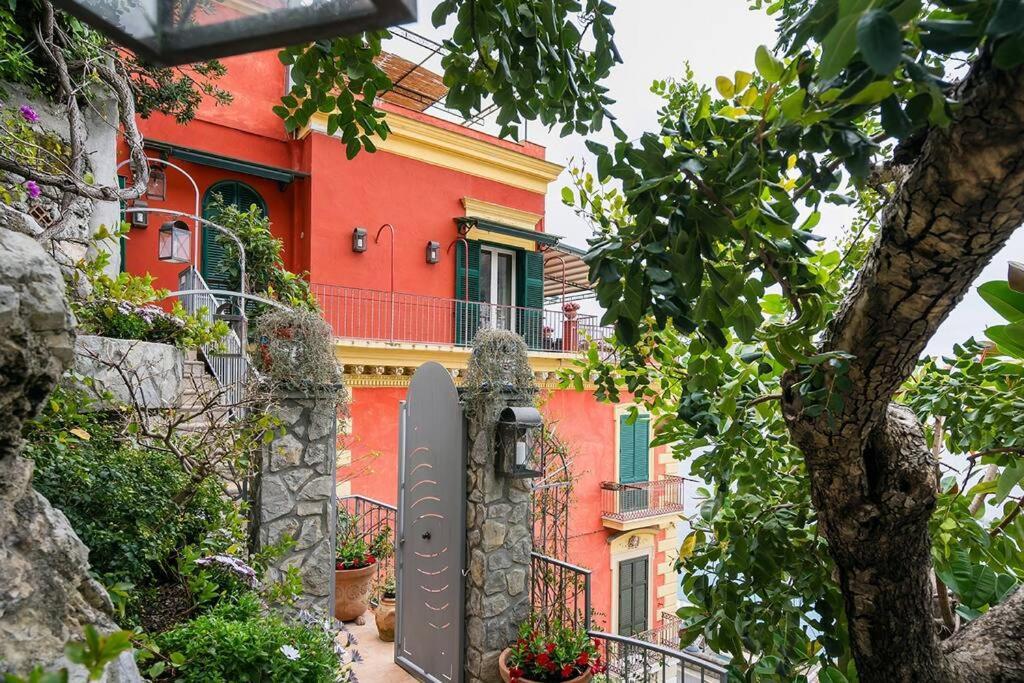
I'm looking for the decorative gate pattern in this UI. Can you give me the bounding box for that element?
[396,362,466,683]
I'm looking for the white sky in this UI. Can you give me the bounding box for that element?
[397,0,1024,358]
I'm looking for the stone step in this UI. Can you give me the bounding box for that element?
[184,360,210,378]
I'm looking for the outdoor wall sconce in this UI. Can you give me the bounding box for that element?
[50,0,416,66]
[1010,261,1024,293]
[352,227,368,253]
[129,200,148,228]
[158,220,191,264]
[426,240,440,264]
[496,406,544,479]
[146,166,167,200]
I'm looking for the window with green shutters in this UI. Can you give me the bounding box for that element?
[515,248,544,349]
[619,414,651,512]
[454,240,482,345]
[201,180,266,291]
[455,241,545,348]
[617,555,649,637]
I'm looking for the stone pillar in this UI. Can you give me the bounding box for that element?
[256,393,338,616]
[462,332,537,683]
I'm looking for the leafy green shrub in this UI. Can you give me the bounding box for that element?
[150,596,346,682]
[205,195,318,314]
[23,387,236,602]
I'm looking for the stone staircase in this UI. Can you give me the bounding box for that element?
[170,353,233,430]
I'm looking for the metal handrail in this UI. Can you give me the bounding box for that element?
[589,630,728,681]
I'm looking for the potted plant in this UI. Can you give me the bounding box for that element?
[372,572,397,642]
[333,509,377,622]
[499,617,606,683]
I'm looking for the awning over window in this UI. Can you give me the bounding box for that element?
[455,216,561,248]
[543,243,594,299]
[144,140,308,185]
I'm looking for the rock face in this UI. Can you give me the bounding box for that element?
[73,334,185,409]
[254,393,338,616]
[0,228,142,681]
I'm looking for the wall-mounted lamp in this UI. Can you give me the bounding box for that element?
[158,220,191,263]
[1009,261,1024,293]
[352,227,368,253]
[426,240,440,264]
[147,166,167,200]
[496,406,544,479]
[129,200,149,228]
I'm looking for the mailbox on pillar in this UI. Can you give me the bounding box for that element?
[496,406,544,479]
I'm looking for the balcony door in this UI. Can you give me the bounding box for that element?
[479,245,516,333]
[619,414,650,513]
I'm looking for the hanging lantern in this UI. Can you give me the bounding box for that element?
[1009,261,1024,293]
[496,406,544,479]
[50,0,416,67]
[147,166,167,200]
[352,227,368,253]
[130,199,148,227]
[158,220,191,263]
[426,240,440,264]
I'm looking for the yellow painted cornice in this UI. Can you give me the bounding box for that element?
[334,339,591,390]
[462,197,543,231]
[304,111,564,194]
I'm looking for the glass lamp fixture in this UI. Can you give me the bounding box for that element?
[129,200,149,227]
[158,220,192,263]
[426,240,440,264]
[50,0,416,66]
[352,227,368,253]
[147,166,167,200]
[1009,261,1024,293]
[496,406,544,479]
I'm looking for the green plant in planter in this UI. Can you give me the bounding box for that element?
[335,507,376,571]
[506,617,605,683]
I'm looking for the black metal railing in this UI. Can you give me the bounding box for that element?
[528,552,725,682]
[594,631,727,683]
[530,552,592,632]
[600,476,686,523]
[338,495,397,589]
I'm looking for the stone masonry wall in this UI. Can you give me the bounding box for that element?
[464,393,533,683]
[256,393,338,615]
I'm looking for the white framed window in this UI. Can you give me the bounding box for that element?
[479,245,516,332]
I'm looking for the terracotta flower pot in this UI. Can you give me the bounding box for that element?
[373,595,397,642]
[498,648,593,683]
[334,564,375,622]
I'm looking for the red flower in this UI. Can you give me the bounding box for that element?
[561,664,574,678]
[545,642,556,655]
[576,651,589,665]
[509,667,523,678]
[536,653,551,669]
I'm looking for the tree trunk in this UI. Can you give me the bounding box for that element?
[783,54,1024,681]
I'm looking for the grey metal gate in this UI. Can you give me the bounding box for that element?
[396,362,466,683]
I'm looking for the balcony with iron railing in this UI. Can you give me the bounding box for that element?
[600,476,687,531]
[311,282,613,355]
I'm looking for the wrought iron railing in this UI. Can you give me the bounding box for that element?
[311,282,613,354]
[600,476,686,523]
[531,552,592,631]
[528,552,725,682]
[338,494,397,588]
[178,267,249,409]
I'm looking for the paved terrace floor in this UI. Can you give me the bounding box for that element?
[343,610,415,682]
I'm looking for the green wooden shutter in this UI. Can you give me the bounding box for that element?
[618,559,633,636]
[619,415,636,483]
[634,416,650,482]
[201,181,266,291]
[455,240,482,345]
[618,556,649,636]
[515,249,544,349]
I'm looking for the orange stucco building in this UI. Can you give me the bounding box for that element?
[119,48,685,640]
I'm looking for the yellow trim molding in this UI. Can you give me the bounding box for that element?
[334,339,590,390]
[304,111,564,194]
[462,197,543,231]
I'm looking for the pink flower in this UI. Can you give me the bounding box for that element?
[19,105,39,123]
[24,180,40,199]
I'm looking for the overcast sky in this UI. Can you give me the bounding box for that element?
[398,0,1024,358]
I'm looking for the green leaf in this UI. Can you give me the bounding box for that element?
[987,0,1024,38]
[561,186,574,204]
[780,88,806,120]
[857,10,903,74]
[755,45,784,83]
[994,34,1024,69]
[995,461,1024,503]
[987,324,1024,358]
[715,76,735,99]
[978,281,1024,323]
[819,13,861,80]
